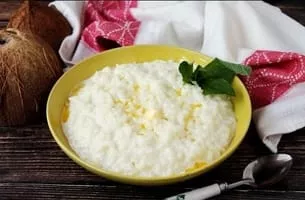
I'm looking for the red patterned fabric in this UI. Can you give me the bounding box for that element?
[82,0,140,52]
[241,51,305,109]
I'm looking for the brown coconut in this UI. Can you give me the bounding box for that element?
[0,28,63,126]
[7,0,72,52]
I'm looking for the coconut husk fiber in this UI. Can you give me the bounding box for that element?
[0,28,63,126]
[7,0,72,52]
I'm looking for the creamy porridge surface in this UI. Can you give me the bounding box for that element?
[62,60,236,177]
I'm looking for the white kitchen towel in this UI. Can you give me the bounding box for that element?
[49,0,305,153]
[49,1,85,66]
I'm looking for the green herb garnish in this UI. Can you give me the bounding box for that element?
[178,61,194,85]
[179,58,251,96]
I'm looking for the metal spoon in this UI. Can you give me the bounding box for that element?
[164,153,293,200]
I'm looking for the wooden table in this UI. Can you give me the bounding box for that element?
[1,1,305,199]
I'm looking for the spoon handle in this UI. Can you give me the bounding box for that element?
[164,183,228,200]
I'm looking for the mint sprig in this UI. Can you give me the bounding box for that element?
[216,58,251,75]
[179,58,251,96]
[202,78,236,96]
[178,61,194,84]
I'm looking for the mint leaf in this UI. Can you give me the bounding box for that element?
[192,65,204,82]
[199,59,236,84]
[201,78,235,96]
[178,58,250,96]
[179,61,194,84]
[216,58,251,75]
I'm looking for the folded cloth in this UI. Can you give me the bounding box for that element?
[242,51,305,152]
[50,0,305,152]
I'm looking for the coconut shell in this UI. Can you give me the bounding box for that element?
[0,28,63,126]
[7,0,72,52]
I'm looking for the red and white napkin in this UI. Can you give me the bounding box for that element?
[50,1,305,153]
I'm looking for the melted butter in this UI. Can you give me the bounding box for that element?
[175,88,182,96]
[133,84,140,92]
[61,84,84,123]
[62,102,70,123]
[114,87,169,136]
[183,103,202,132]
[140,123,146,130]
[115,94,165,122]
[70,83,83,96]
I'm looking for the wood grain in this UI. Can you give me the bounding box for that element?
[0,183,305,200]
[268,0,305,8]
[0,124,304,198]
[0,0,305,199]
[0,1,50,21]
[280,8,305,24]
[0,21,7,29]
[0,1,19,21]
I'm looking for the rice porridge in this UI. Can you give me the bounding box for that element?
[62,60,236,177]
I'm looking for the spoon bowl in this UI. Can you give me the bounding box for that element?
[165,153,293,200]
[243,153,293,188]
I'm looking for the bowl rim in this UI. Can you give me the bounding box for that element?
[47,44,252,185]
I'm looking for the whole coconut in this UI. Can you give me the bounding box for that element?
[0,28,63,126]
[7,0,72,52]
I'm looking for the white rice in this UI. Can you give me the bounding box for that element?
[62,60,236,177]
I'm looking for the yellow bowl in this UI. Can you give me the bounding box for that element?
[47,45,252,186]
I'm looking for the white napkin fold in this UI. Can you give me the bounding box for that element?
[49,1,85,66]
[49,0,305,152]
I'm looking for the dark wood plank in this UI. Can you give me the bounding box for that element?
[266,0,305,8]
[280,8,305,24]
[0,1,20,21]
[0,1,51,21]
[0,124,304,191]
[0,21,7,29]
[216,190,305,200]
[265,0,305,23]
[0,183,305,200]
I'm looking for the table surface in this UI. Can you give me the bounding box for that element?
[1,1,305,200]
